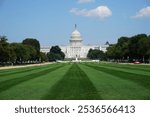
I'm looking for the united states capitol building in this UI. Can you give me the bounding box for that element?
[41,25,109,59]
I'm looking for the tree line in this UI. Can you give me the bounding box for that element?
[0,36,48,66]
[0,36,65,66]
[1,33,150,65]
[87,34,150,63]
[106,34,150,63]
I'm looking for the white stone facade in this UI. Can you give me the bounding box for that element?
[40,25,109,59]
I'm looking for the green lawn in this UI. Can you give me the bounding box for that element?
[0,63,150,100]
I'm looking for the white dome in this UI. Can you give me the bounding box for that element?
[70,29,82,40]
[72,29,81,36]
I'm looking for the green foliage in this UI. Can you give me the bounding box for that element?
[40,52,48,62]
[50,45,61,53]
[22,38,40,60]
[106,44,116,59]
[106,34,150,62]
[0,36,44,65]
[8,46,17,63]
[11,43,30,62]
[47,46,65,61]
[0,36,16,63]
[26,45,37,61]
[22,38,40,52]
[87,49,106,60]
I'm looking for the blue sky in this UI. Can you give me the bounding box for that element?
[0,0,150,45]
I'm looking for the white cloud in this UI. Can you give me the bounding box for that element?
[133,6,150,18]
[70,6,112,19]
[78,0,95,4]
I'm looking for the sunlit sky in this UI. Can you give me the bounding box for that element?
[0,0,150,45]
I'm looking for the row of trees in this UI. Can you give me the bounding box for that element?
[1,33,150,65]
[87,34,150,63]
[0,36,48,65]
[106,34,150,63]
[0,36,66,65]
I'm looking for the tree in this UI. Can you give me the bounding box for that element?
[25,45,37,61]
[40,52,48,62]
[22,38,40,61]
[128,34,148,62]
[8,46,17,63]
[87,49,106,60]
[106,44,116,60]
[0,36,8,44]
[0,36,46,65]
[22,38,40,52]
[106,34,150,63]
[11,43,30,63]
[115,37,129,60]
[47,53,56,62]
[137,37,150,61]
[50,46,61,54]
[0,36,10,63]
[47,46,65,62]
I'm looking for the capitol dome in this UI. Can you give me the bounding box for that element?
[70,25,82,41]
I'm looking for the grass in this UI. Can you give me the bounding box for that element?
[0,62,150,100]
[42,64,101,100]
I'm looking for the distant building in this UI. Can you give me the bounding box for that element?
[40,25,109,59]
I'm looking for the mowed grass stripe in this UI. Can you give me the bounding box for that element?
[0,64,51,77]
[99,63,150,72]
[110,63,150,69]
[43,63,101,100]
[0,64,53,77]
[0,64,60,82]
[80,64,150,99]
[0,64,71,100]
[0,65,40,74]
[0,64,65,93]
[85,64,150,90]
[96,64,150,77]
